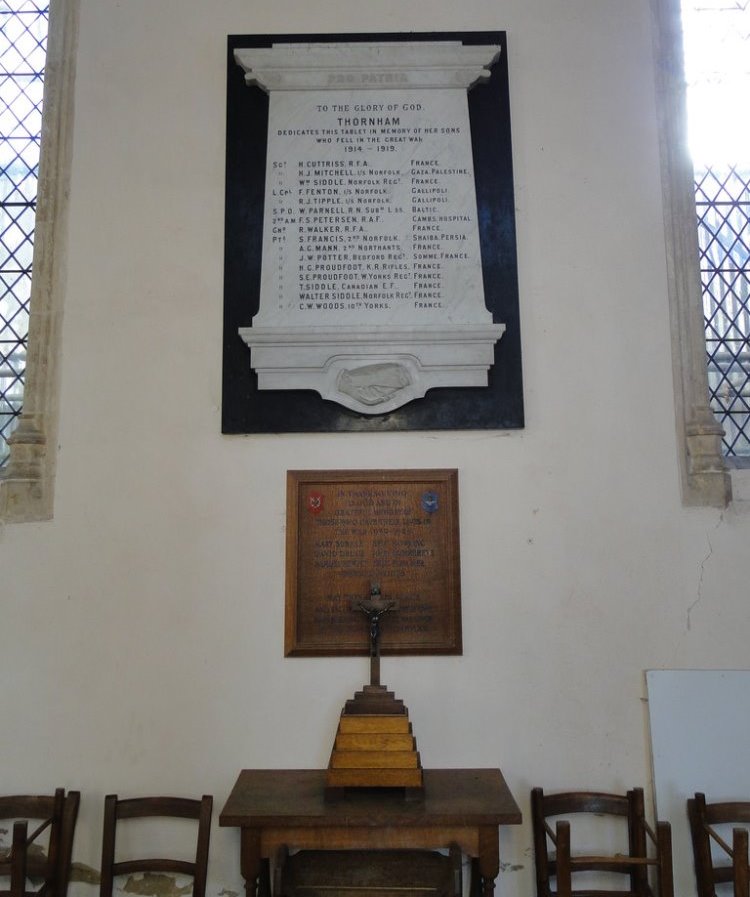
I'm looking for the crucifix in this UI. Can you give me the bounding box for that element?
[356,583,397,688]
[326,582,422,797]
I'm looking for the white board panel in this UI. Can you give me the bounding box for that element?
[647,670,750,897]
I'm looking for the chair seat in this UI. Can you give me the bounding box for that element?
[277,849,461,897]
[0,849,49,881]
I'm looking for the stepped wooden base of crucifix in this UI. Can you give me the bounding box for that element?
[325,684,424,799]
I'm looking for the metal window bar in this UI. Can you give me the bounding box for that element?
[695,164,750,457]
[0,1,49,467]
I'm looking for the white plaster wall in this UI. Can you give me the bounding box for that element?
[2,1,748,896]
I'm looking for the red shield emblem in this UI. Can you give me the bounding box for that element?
[307,491,324,514]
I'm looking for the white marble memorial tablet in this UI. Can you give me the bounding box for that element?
[234,41,506,415]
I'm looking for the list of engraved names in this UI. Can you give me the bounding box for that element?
[260,91,484,326]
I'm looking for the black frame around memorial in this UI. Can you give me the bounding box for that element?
[223,31,523,433]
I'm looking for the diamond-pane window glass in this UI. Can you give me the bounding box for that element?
[681,0,750,457]
[0,1,49,467]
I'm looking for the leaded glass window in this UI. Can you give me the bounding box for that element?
[0,1,48,467]
[696,166,750,456]
[681,0,750,457]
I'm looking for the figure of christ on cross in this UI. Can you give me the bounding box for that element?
[356,583,397,687]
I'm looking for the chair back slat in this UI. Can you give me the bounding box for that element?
[705,805,750,825]
[274,846,463,897]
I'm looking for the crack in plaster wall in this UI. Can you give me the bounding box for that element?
[686,513,725,631]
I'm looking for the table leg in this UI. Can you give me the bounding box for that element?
[477,825,500,897]
[240,829,263,897]
[258,859,271,897]
[470,859,483,897]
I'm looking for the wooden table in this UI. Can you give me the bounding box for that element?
[220,769,521,897]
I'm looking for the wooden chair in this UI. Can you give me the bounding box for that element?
[688,792,750,897]
[0,789,80,897]
[273,844,462,897]
[99,795,212,897]
[531,787,673,897]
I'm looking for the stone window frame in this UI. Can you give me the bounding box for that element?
[0,0,79,523]
[651,0,732,507]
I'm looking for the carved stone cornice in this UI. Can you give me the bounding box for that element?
[234,42,501,92]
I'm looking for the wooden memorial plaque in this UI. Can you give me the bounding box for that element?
[285,469,461,656]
